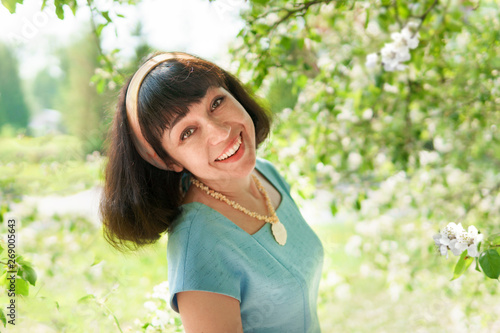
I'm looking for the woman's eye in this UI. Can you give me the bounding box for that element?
[181,128,195,141]
[211,97,224,110]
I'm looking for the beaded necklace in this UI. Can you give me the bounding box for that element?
[190,174,287,245]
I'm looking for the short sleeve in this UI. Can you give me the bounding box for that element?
[167,206,242,313]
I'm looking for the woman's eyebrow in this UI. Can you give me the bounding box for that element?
[167,89,221,138]
[168,113,188,138]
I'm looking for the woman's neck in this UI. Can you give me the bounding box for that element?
[186,170,262,206]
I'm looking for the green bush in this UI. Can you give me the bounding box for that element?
[0,134,84,164]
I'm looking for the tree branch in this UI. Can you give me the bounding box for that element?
[268,0,331,32]
[393,0,403,29]
[413,0,439,37]
[86,0,125,79]
[456,181,500,224]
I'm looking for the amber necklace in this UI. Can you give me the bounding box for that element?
[190,174,287,245]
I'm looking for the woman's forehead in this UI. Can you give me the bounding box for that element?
[165,86,229,131]
[187,86,227,107]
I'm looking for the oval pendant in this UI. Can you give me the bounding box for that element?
[271,221,287,246]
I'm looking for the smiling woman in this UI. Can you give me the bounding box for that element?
[100,52,324,332]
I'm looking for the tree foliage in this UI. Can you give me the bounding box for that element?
[0,43,30,129]
[55,33,111,154]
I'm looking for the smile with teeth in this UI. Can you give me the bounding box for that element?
[215,134,242,161]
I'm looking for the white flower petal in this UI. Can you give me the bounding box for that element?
[366,53,378,68]
[450,240,463,256]
[439,245,448,256]
[440,236,450,245]
[467,245,479,257]
[475,234,484,243]
[468,225,479,236]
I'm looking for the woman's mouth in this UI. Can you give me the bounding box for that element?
[215,133,243,162]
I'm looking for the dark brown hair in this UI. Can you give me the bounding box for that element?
[100,52,272,251]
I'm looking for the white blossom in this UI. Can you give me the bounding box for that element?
[434,222,483,258]
[433,222,464,258]
[381,43,409,71]
[143,301,157,312]
[454,225,484,257]
[362,108,373,120]
[365,53,378,68]
[371,24,420,72]
[151,281,171,301]
[347,152,363,170]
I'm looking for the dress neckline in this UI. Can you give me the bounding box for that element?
[180,160,284,237]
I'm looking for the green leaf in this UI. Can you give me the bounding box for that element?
[55,4,65,19]
[485,233,500,249]
[479,249,500,280]
[475,257,481,272]
[0,308,5,328]
[297,38,304,50]
[451,250,473,281]
[309,31,321,42]
[355,192,366,211]
[253,23,269,35]
[15,255,26,264]
[101,11,112,23]
[0,204,8,223]
[15,277,29,296]
[96,23,106,37]
[279,37,292,51]
[69,0,77,15]
[0,242,3,255]
[78,294,96,303]
[253,0,270,6]
[18,263,37,286]
[91,257,102,266]
[296,74,308,89]
[330,202,338,216]
[96,78,106,94]
[0,272,8,289]
[1,0,21,14]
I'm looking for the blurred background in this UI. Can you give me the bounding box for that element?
[0,0,499,332]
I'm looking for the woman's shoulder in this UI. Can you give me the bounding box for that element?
[168,203,238,244]
[255,158,291,193]
[170,203,213,235]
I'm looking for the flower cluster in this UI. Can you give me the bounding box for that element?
[134,281,183,332]
[366,23,420,71]
[433,222,483,258]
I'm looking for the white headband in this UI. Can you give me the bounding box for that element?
[125,52,194,170]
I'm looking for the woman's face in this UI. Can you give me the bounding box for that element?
[161,86,257,183]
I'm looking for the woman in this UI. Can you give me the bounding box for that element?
[100,52,324,332]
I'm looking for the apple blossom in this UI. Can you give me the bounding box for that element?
[434,222,483,258]
[454,225,484,257]
[366,24,420,72]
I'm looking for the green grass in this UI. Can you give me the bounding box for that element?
[1,212,171,332]
[2,207,500,332]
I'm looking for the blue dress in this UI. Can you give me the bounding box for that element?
[167,158,324,332]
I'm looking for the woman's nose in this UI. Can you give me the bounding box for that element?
[207,119,230,145]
